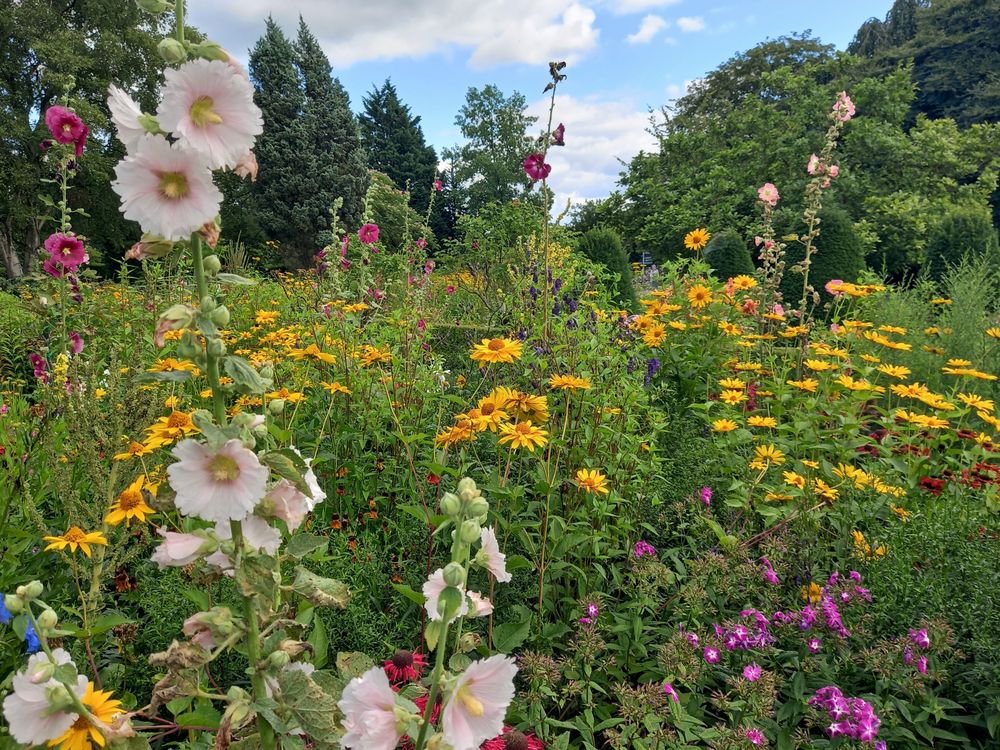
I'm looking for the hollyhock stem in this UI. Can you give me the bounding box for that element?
[412,622,450,750]
[190,234,226,425]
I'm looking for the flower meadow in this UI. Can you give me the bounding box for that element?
[1,3,1000,750]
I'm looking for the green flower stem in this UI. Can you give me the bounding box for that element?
[412,621,451,750]
[190,231,274,750]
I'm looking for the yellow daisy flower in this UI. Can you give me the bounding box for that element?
[712,418,738,432]
[548,374,592,390]
[684,228,711,251]
[498,421,548,451]
[105,476,156,527]
[43,527,108,557]
[48,681,123,750]
[470,337,523,364]
[575,468,610,495]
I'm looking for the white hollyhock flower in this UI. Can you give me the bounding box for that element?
[265,479,311,531]
[337,667,402,750]
[112,135,222,240]
[167,439,268,522]
[477,527,512,583]
[107,85,147,150]
[157,58,263,170]
[3,649,87,746]
[290,446,326,508]
[423,568,468,623]
[442,655,518,750]
[150,528,214,568]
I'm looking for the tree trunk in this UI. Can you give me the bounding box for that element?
[0,218,25,279]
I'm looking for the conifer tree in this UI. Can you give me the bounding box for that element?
[705,229,755,282]
[359,80,438,215]
[295,17,368,241]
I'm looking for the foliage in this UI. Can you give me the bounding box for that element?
[359,80,439,217]
[364,171,434,252]
[575,227,638,311]
[924,204,1000,282]
[779,206,866,306]
[704,229,754,282]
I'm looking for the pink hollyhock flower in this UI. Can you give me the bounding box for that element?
[112,135,223,240]
[338,667,402,750]
[442,655,517,750]
[44,106,88,155]
[552,122,565,146]
[700,486,712,506]
[358,223,380,245]
[107,85,147,151]
[434,179,443,191]
[807,154,823,175]
[663,682,679,702]
[743,663,762,682]
[182,613,216,649]
[477,527,512,582]
[825,279,845,296]
[771,304,784,316]
[481,727,544,750]
[383,649,427,684]
[264,479,311,532]
[466,591,493,617]
[523,153,551,181]
[447,284,456,295]
[832,91,855,122]
[157,59,263,170]
[29,353,48,382]
[828,164,840,178]
[233,151,259,182]
[43,233,89,273]
[68,331,84,355]
[2,648,88,746]
[423,568,468,623]
[167,438,268,522]
[757,182,780,206]
[150,528,213,568]
[416,238,428,250]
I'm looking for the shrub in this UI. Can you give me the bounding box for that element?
[924,203,1000,282]
[576,226,638,310]
[704,229,754,281]
[780,206,865,306]
[0,292,41,387]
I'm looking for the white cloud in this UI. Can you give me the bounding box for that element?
[626,14,668,44]
[613,0,681,13]
[189,0,599,69]
[526,93,658,208]
[676,16,706,32]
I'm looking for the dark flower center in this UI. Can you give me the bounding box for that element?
[504,731,529,750]
[392,649,414,669]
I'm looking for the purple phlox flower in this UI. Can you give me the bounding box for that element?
[807,637,821,653]
[644,357,661,387]
[909,628,931,649]
[662,682,679,702]
[849,570,862,582]
[799,605,816,630]
[903,647,914,665]
[703,646,720,664]
[743,663,762,682]
[759,556,779,584]
[744,727,766,746]
[699,486,712,505]
[917,656,928,674]
[633,540,657,558]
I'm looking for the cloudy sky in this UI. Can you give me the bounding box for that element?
[188,0,893,208]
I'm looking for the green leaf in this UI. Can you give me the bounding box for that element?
[391,583,426,606]
[335,651,374,680]
[135,370,192,383]
[176,704,222,729]
[276,669,341,750]
[292,566,351,608]
[216,272,257,285]
[223,355,269,394]
[286,533,328,558]
[493,617,532,652]
[308,613,328,669]
[261,451,311,497]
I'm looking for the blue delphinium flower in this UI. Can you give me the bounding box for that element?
[23,619,41,654]
[0,595,11,624]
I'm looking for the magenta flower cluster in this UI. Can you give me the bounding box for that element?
[809,686,883,746]
[633,540,657,558]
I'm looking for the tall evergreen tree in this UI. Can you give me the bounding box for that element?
[248,18,314,264]
[359,80,438,216]
[295,18,368,234]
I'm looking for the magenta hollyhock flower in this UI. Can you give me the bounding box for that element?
[358,223,380,245]
[552,122,565,146]
[383,649,427,684]
[523,153,551,181]
[43,233,89,273]
[29,353,48,383]
[68,332,84,355]
[433,179,443,191]
[743,663,762,682]
[662,682,679,702]
[44,106,88,155]
[703,646,720,664]
[745,727,766,746]
[757,182,780,207]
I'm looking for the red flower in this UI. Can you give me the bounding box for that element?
[480,726,545,749]
[551,123,565,146]
[383,649,427,684]
[523,153,551,181]
[427,473,440,485]
[918,476,946,495]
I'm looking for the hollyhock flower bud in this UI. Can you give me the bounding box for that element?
[443,562,466,587]
[440,492,461,516]
[157,37,188,63]
[36,608,58,631]
[552,122,565,146]
[126,234,175,261]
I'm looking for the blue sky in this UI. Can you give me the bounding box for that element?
[189,0,894,207]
